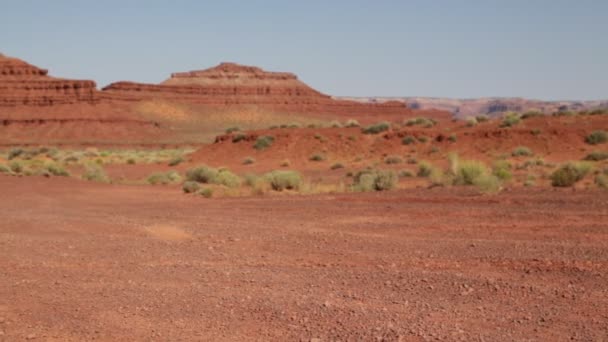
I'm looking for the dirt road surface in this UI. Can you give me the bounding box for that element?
[1,176,607,341]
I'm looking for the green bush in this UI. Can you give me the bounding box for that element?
[550,162,592,187]
[186,165,218,183]
[384,156,403,164]
[198,187,214,198]
[475,115,489,123]
[253,136,275,150]
[9,161,24,174]
[82,164,109,182]
[473,174,502,193]
[46,163,70,177]
[583,151,608,161]
[500,112,521,128]
[243,157,256,165]
[417,161,435,177]
[585,131,607,145]
[232,134,247,143]
[405,117,436,128]
[182,181,200,193]
[399,170,414,178]
[168,156,184,166]
[8,148,24,160]
[214,169,241,188]
[492,160,512,181]
[512,146,533,157]
[345,119,360,127]
[309,154,325,162]
[353,169,397,191]
[596,174,608,189]
[147,171,181,185]
[264,170,302,191]
[466,117,478,127]
[453,160,488,186]
[402,136,416,145]
[521,111,543,119]
[362,122,391,134]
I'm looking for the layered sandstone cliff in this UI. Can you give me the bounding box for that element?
[102,62,423,118]
[0,54,98,107]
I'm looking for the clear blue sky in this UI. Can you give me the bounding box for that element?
[1,0,607,100]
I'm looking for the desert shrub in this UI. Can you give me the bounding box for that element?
[589,109,608,116]
[521,111,543,119]
[331,163,344,170]
[466,117,478,127]
[407,158,418,165]
[405,117,436,128]
[309,154,325,162]
[583,151,608,161]
[353,169,397,191]
[399,170,414,178]
[232,133,247,143]
[182,181,200,193]
[452,159,488,186]
[46,163,70,177]
[585,131,607,145]
[475,115,489,123]
[512,146,533,157]
[430,146,440,153]
[264,170,302,191]
[168,156,184,166]
[198,187,214,198]
[531,129,542,136]
[417,136,429,143]
[448,134,457,142]
[9,161,24,174]
[417,161,435,177]
[214,169,241,188]
[147,171,181,185]
[126,158,136,165]
[225,126,240,134]
[473,174,502,193]
[402,136,416,145]
[362,122,390,134]
[329,120,342,128]
[550,162,592,187]
[280,159,291,167]
[253,136,275,150]
[185,165,218,183]
[596,174,608,188]
[345,119,360,127]
[82,164,109,182]
[347,135,357,142]
[384,156,403,164]
[492,160,512,181]
[8,148,25,160]
[500,112,521,128]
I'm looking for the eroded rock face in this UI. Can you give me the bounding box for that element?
[102,62,419,117]
[0,55,98,106]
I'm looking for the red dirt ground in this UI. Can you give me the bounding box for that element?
[1,175,607,341]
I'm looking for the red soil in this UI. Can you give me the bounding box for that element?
[188,115,608,176]
[1,175,607,340]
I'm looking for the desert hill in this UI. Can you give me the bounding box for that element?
[338,96,608,118]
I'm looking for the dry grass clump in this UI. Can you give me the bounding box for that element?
[583,151,608,161]
[182,181,201,193]
[512,146,533,157]
[402,135,416,145]
[384,156,403,165]
[253,136,275,150]
[550,162,592,187]
[263,170,302,191]
[147,171,181,185]
[405,117,436,128]
[500,112,521,128]
[82,164,109,183]
[362,122,391,134]
[352,169,397,192]
[185,165,241,188]
[585,131,607,145]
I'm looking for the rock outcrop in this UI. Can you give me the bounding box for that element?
[0,55,98,106]
[102,62,429,118]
